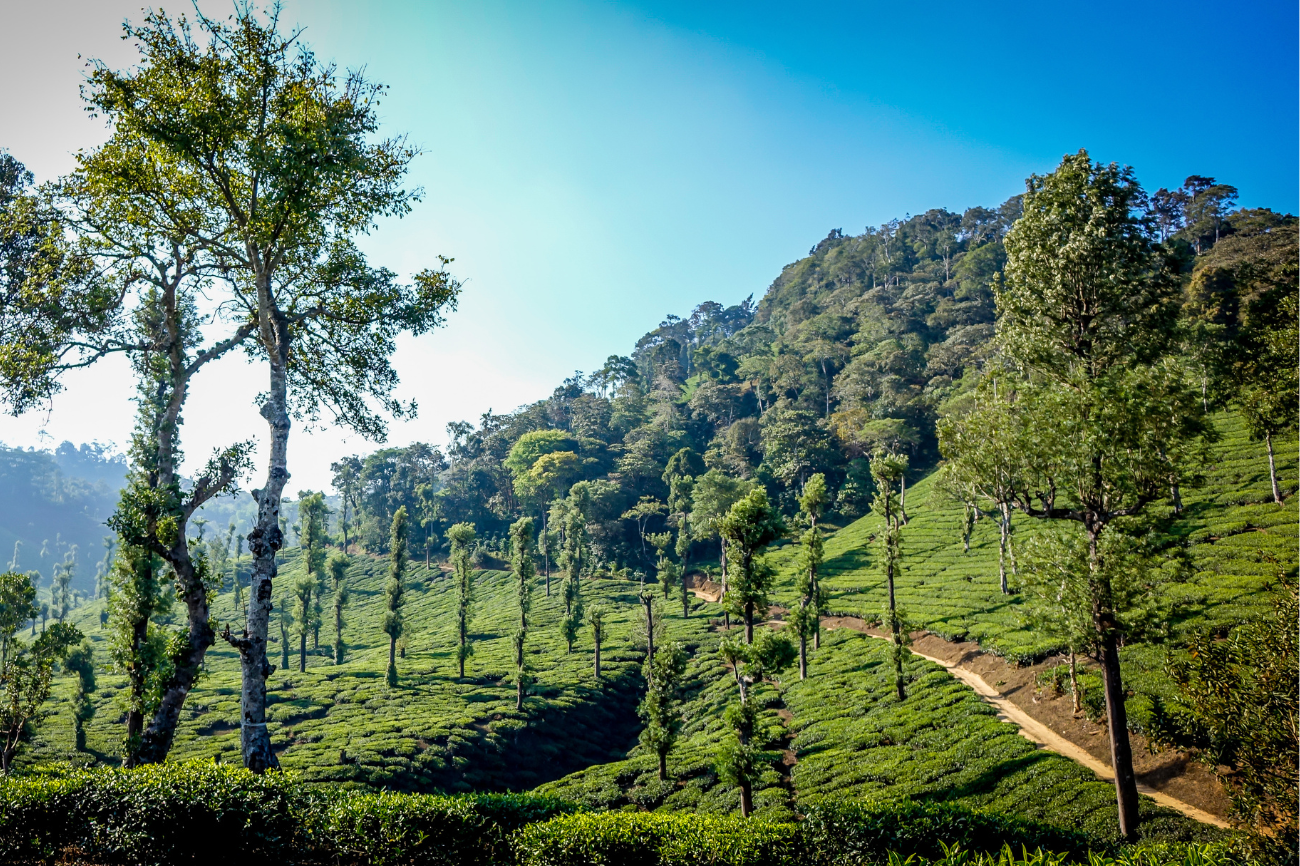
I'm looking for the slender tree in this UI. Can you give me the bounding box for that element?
[941,150,1211,840]
[326,552,349,664]
[0,571,37,673]
[638,641,687,781]
[870,451,909,701]
[587,605,606,681]
[509,518,535,711]
[716,700,767,818]
[64,639,97,752]
[447,523,476,677]
[719,489,784,643]
[383,508,409,686]
[798,473,829,652]
[292,574,316,673]
[74,6,459,771]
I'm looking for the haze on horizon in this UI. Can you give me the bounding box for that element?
[1,0,1295,493]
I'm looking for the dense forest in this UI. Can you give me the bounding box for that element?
[0,6,1294,866]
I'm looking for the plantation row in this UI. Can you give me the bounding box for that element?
[0,762,1244,866]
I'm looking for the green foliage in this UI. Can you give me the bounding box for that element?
[384,509,410,686]
[515,811,801,866]
[0,621,81,772]
[721,489,785,641]
[0,761,575,866]
[1160,574,1297,858]
[638,642,688,780]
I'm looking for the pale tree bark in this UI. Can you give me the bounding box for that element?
[1266,431,1282,504]
[227,289,291,773]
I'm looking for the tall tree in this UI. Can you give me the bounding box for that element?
[383,508,408,686]
[719,489,784,643]
[942,150,1211,839]
[64,639,97,752]
[330,457,363,551]
[298,491,329,650]
[0,571,37,672]
[638,641,687,781]
[292,574,316,673]
[870,451,909,701]
[587,605,606,681]
[79,6,460,772]
[326,552,349,664]
[509,518,536,711]
[447,522,476,677]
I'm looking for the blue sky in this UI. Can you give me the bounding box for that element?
[0,0,1295,491]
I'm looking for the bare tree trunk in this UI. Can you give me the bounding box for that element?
[593,635,601,680]
[997,514,1009,595]
[1267,431,1282,504]
[299,632,306,673]
[1100,631,1140,839]
[899,475,908,525]
[237,309,291,773]
[658,751,668,782]
[798,612,807,680]
[1069,649,1081,716]
[743,601,754,644]
[740,780,753,818]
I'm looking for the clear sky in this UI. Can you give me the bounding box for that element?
[1,0,1295,492]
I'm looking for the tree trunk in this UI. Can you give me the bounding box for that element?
[1100,631,1140,839]
[899,475,908,525]
[997,517,1009,595]
[1170,483,1182,515]
[798,622,807,680]
[1069,650,1081,716]
[388,634,397,681]
[740,780,753,818]
[887,552,905,701]
[299,632,306,673]
[1267,431,1281,504]
[238,315,291,773]
[516,678,524,712]
[743,601,754,644]
[594,636,601,680]
[658,750,667,782]
[543,512,550,597]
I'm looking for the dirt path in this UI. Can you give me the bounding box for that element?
[817,617,1231,830]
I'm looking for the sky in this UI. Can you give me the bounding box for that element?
[1,0,1295,493]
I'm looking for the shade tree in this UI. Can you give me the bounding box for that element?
[718,489,784,643]
[446,522,476,677]
[383,508,409,686]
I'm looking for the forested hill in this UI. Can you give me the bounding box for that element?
[0,442,125,594]
[334,176,1292,573]
[333,197,1027,555]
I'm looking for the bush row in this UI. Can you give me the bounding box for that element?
[0,763,1240,866]
[0,762,573,865]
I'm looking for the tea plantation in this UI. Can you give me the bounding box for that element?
[22,556,727,792]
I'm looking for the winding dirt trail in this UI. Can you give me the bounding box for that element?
[819,618,1231,829]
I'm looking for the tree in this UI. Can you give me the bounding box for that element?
[326,552,349,664]
[719,489,784,643]
[298,491,329,650]
[718,627,796,705]
[52,548,76,622]
[716,701,773,818]
[0,622,81,773]
[330,456,363,551]
[943,149,1211,840]
[414,483,440,570]
[0,571,37,672]
[690,470,753,617]
[587,605,606,680]
[646,531,676,601]
[64,639,97,752]
[621,496,666,567]
[796,473,829,658]
[79,6,461,772]
[1162,573,1297,860]
[383,508,408,686]
[509,518,536,711]
[447,523,476,677]
[870,451,909,701]
[663,447,703,583]
[292,574,316,673]
[638,641,687,781]
[278,605,292,673]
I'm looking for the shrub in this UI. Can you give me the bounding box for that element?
[799,801,1094,865]
[514,811,803,866]
[0,761,575,866]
